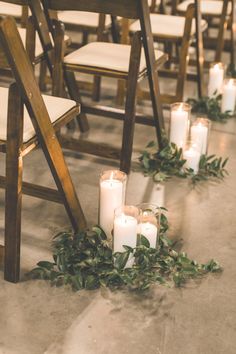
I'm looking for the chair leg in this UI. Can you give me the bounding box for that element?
[174,4,195,100]
[39,60,48,92]
[4,84,23,283]
[214,0,229,63]
[194,0,205,98]
[230,0,235,67]
[139,0,165,148]
[120,32,142,174]
[92,75,102,101]
[64,70,90,133]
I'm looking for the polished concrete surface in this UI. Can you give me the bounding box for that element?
[0,61,236,353]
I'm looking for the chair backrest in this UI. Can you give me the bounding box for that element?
[42,0,165,136]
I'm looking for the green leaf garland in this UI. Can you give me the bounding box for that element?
[28,214,222,292]
[138,140,228,183]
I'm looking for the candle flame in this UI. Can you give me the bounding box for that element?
[110,171,114,181]
[177,103,184,112]
[213,63,223,71]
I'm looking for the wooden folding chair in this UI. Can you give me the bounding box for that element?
[176,0,234,67]
[129,0,207,103]
[0,15,86,283]
[37,0,167,174]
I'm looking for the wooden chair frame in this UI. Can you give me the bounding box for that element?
[175,0,235,67]
[124,0,204,103]
[0,15,86,283]
[37,0,167,174]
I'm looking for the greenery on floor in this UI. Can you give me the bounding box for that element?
[186,94,233,122]
[138,140,228,183]
[29,211,222,292]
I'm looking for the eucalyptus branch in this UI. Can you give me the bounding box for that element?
[138,141,228,183]
[28,223,222,292]
[188,154,229,183]
[138,140,187,183]
[187,94,233,122]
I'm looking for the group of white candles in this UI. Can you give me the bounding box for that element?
[99,170,159,266]
[208,62,236,113]
[170,103,210,173]
[169,63,236,173]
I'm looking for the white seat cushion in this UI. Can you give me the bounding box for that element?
[18,28,70,59]
[0,87,77,143]
[0,3,22,18]
[177,0,232,16]
[130,14,207,38]
[64,42,164,73]
[58,11,112,28]
[148,0,161,6]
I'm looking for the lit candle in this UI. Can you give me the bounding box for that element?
[183,147,201,173]
[208,62,224,97]
[221,79,236,113]
[137,203,159,248]
[139,222,158,248]
[170,102,190,149]
[190,118,210,155]
[113,206,139,267]
[99,170,126,240]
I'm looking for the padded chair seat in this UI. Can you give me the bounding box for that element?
[148,0,161,6]
[57,11,112,28]
[0,3,22,18]
[64,42,164,73]
[0,87,77,143]
[177,0,232,16]
[18,28,70,59]
[130,14,208,38]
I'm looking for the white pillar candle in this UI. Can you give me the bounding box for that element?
[113,211,138,267]
[208,63,224,97]
[99,170,126,240]
[170,103,190,149]
[139,222,158,248]
[221,79,236,113]
[113,214,138,252]
[183,147,201,173]
[190,121,209,155]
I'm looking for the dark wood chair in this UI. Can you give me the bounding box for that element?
[176,0,235,67]
[36,0,167,174]
[0,15,86,283]
[129,0,207,102]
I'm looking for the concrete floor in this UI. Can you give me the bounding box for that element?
[0,59,236,353]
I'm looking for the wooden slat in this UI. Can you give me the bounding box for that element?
[44,0,140,19]
[0,176,63,204]
[82,104,156,126]
[59,135,121,160]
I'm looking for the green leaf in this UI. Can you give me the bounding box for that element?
[113,251,130,270]
[140,235,150,248]
[37,261,55,270]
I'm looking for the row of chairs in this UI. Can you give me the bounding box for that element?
[0,0,167,283]
[0,0,234,283]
